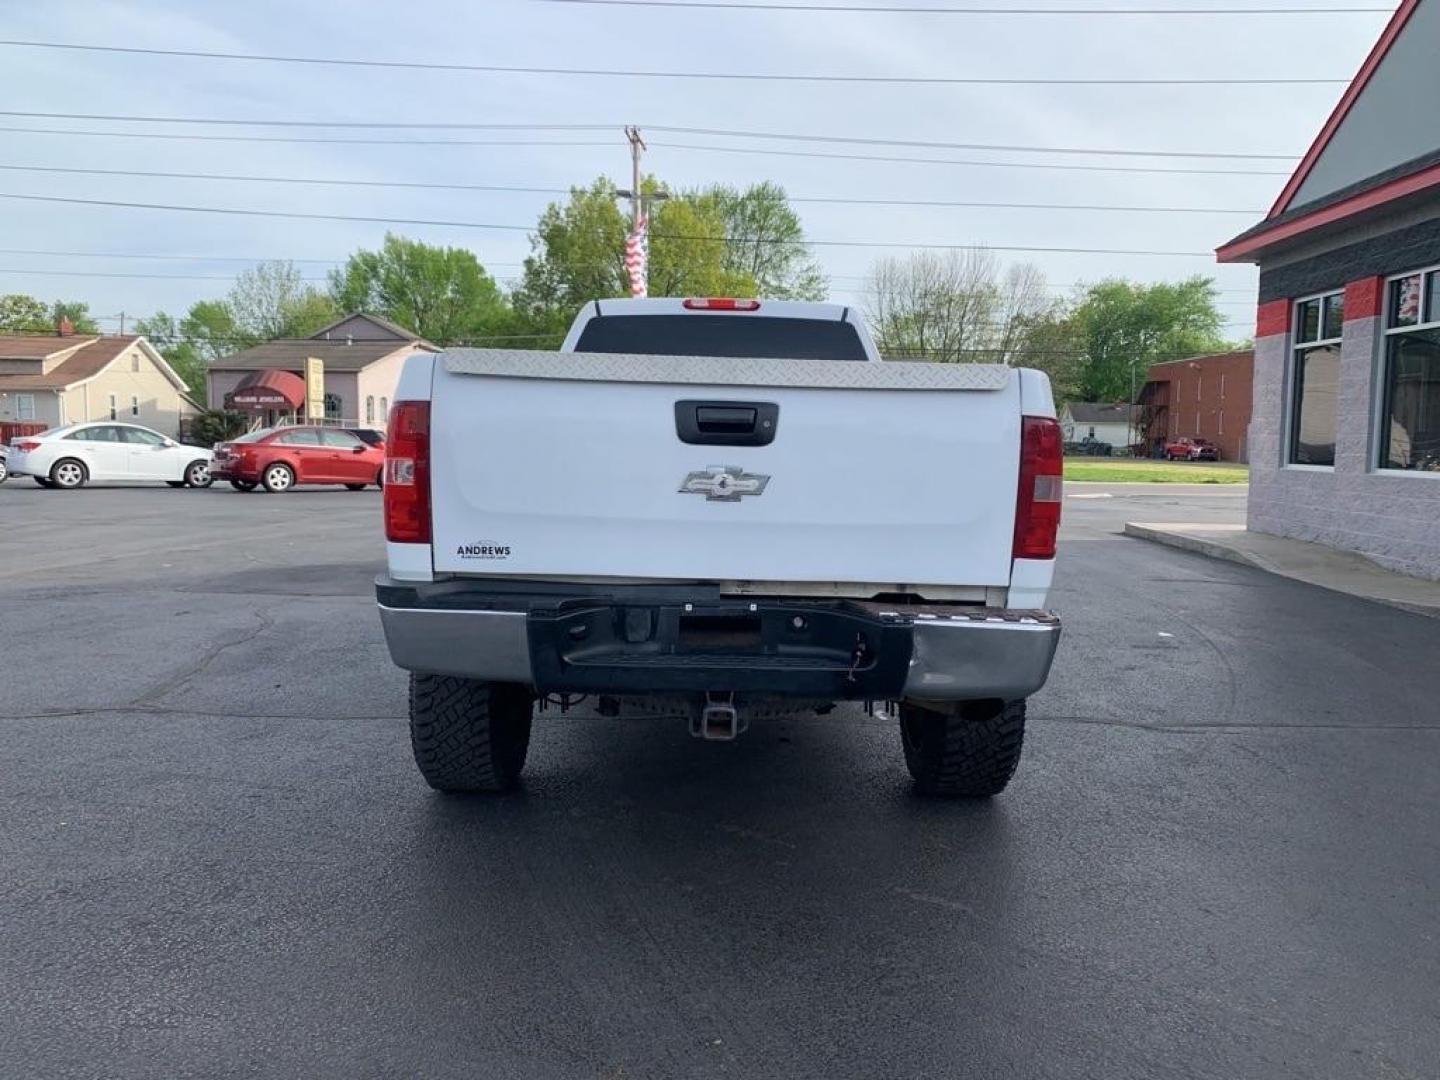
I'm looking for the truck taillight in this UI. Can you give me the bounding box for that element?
[682,298,761,311]
[1013,415,1063,560]
[384,401,431,544]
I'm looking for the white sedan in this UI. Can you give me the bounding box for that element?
[6,423,214,490]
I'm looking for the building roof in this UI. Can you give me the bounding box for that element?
[308,312,430,344]
[0,336,138,390]
[0,334,98,361]
[1218,0,1435,262]
[1065,403,1138,424]
[209,313,435,372]
[208,339,421,372]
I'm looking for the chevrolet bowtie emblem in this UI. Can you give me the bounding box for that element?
[679,465,770,502]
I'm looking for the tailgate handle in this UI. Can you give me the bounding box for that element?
[676,400,779,447]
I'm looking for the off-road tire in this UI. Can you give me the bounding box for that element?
[50,458,87,490]
[409,675,533,793]
[261,462,295,493]
[900,698,1026,798]
[345,482,367,491]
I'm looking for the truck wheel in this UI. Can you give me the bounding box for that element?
[409,674,533,793]
[899,699,1026,798]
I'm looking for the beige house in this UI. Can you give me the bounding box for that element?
[207,314,436,428]
[0,332,200,434]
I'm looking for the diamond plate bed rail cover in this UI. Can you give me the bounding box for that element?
[441,348,1013,391]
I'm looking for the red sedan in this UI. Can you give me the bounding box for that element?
[212,426,385,492]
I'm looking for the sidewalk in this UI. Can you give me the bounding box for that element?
[1124,522,1440,617]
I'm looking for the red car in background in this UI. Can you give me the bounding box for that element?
[212,426,385,492]
[1164,437,1220,462]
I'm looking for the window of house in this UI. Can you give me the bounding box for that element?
[16,393,35,421]
[366,396,375,424]
[108,394,118,421]
[1380,266,1440,472]
[130,395,139,417]
[323,393,342,421]
[380,397,388,424]
[131,353,141,373]
[1289,291,1344,466]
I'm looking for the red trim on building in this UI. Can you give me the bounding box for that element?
[1256,299,1291,338]
[1266,0,1421,220]
[1218,162,1440,263]
[1344,276,1384,320]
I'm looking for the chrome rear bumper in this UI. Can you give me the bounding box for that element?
[377,578,1060,702]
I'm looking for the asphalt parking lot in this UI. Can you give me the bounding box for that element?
[2,480,1437,1080]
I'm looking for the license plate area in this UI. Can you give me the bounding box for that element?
[678,613,762,651]
[527,600,913,697]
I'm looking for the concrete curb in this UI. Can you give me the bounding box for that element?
[1124,523,1440,619]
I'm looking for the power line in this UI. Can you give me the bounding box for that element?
[650,141,1291,176]
[537,0,1393,12]
[0,190,1220,255]
[647,124,1295,160]
[0,39,1348,85]
[0,247,341,265]
[0,128,1296,177]
[0,248,1262,289]
[0,162,1265,214]
[0,267,330,282]
[0,126,618,149]
[0,112,1297,160]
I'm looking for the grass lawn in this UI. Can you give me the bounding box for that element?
[1063,458,1250,484]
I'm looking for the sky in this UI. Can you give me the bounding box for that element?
[0,0,1399,339]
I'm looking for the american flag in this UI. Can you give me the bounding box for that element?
[625,214,649,298]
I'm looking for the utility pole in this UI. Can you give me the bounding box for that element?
[616,126,668,298]
[117,311,126,335]
[626,125,645,234]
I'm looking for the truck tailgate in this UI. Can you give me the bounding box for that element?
[428,350,1021,588]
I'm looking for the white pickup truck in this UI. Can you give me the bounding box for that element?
[377,297,1062,798]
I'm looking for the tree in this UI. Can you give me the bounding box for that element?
[49,301,99,334]
[228,261,337,341]
[514,177,825,336]
[139,263,337,398]
[0,294,49,333]
[702,182,827,300]
[329,233,509,345]
[0,293,100,334]
[1069,277,1229,401]
[134,311,206,397]
[511,179,631,339]
[862,250,1053,364]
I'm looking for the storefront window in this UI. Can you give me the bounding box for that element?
[1391,274,1423,327]
[1290,291,1342,466]
[1381,267,1440,472]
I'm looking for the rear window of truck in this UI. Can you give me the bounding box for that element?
[574,314,869,362]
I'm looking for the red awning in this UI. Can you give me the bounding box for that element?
[225,368,306,411]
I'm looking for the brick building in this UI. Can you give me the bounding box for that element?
[1217,0,1440,580]
[1138,350,1255,463]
